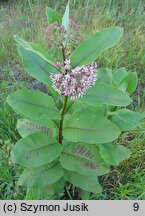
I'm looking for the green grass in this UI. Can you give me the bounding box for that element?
[0,0,145,200]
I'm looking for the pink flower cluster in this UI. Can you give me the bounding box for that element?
[50,60,97,100]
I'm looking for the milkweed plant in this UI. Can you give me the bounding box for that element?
[7,3,145,199]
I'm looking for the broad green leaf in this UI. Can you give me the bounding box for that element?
[40,178,65,197]
[63,169,102,193]
[6,89,60,127]
[60,142,110,176]
[18,46,59,86]
[25,178,65,199]
[67,101,87,114]
[67,99,106,116]
[17,119,56,138]
[11,132,62,167]
[46,7,61,25]
[70,27,123,67]
[111,109,145,131]
[30,42,56,62]
[78,82,132,107]
[121,72,138,94]
[98,143,131,165]
[97,68,112,84]
[18,163,63,187]
[29,43,60,97]
[86,104,109,116]
[112,67,128,86]
[63,109,120,144]
[14,35,63,86]
[14,35,58,66]
[83,105,107,117]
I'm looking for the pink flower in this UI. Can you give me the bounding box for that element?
[64,59,71,70]
[50,60,97,100]
[55,62,62,69]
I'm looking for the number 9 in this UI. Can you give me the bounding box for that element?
[133,203,139,211]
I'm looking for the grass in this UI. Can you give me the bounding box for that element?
[0,0,145,200]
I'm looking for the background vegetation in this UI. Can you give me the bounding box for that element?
[0,0,145,200]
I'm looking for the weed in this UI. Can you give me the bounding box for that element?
[0,0,145,199]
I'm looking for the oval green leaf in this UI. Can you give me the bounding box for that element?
[63,169,102,193]
[63,109,120,144]
[111,109,145,131]
[17,119,56,138]
[97,143,131,166]
[18,46,59,86]
[14,35,63,87]
[18,163,63,187]
[78,82,132,106]
[70,27,123,67]
[60,142,110,176]
[11,132,62,167]
[6,89,60,127]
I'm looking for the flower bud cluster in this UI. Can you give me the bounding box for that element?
[45,22,66,48]
[45,19,81,49]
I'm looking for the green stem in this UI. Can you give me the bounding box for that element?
[58,96,68,144]
[64,101,75,114]
[62,46,66,63]
[65,183,73,200]
[58,44,69,144]
[108,106,118,119]
[62,46,68,73]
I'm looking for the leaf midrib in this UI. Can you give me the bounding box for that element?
[23,142,59,154]
[28,122,53,136]
[64,126,97,132]
[63,151,96,164]
[19,100,59,113]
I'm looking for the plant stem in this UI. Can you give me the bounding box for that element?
[62,46,66,63]
[62,46,68,73]
[64,101,75,114]
[65,183,73,200]
[58,96,68,144]
[58,45,68,144]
